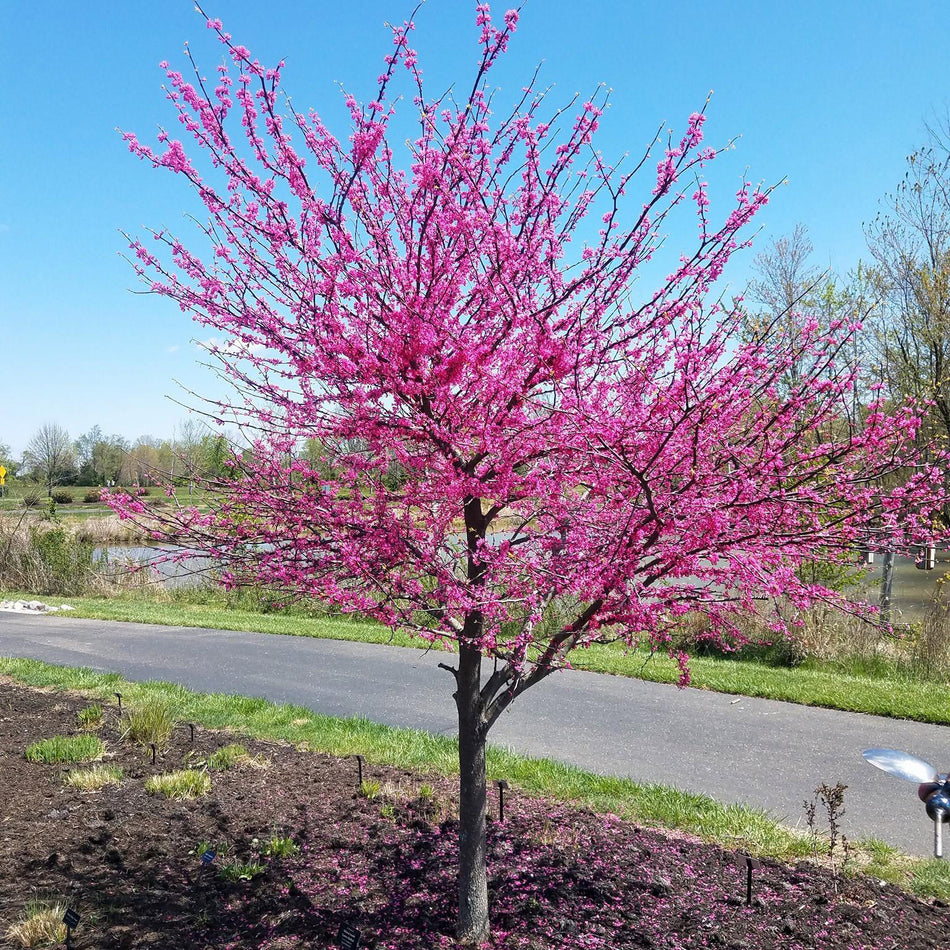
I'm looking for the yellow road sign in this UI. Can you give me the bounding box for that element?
[0,466,6,479]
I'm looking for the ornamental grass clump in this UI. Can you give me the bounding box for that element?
[64,764,123,791]
[25,734,104,765]
[145,769,211,800]
[120,698,177,748]
[4,900,68,948]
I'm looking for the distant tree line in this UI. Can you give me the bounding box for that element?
[1,420,237,496]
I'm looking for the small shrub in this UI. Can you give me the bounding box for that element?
[207,743,248,771]
[50,490,72,505]
[0,518,114,594]
[261,835,298,859]
[219,860,265,882]
[4,900,69,948]
[76,704,103,731]
[145,769,211,800]
[20,491,42,509]
[83,489,103,504]
[25,734,105,764]
[65,764,123,791]
[360,779,381,799]
[803,781,851,888]
[120,698,177,748]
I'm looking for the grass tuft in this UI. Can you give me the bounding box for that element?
[119,698,177,748]
[145,769,211,800]
[207,743,248,771]
[4,900,69,948]
[64,764,123,791]
[25,734,104,764]
[76,704,103,730]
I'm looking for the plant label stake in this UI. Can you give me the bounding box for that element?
[496,780,510,822]
[150,743,157,765]
[189,723,196,743]
[62,908,80,949]
[744,855,758,906]
[114,692,122,713]
[337,922,361,950]
[200,849,216,865]
[354,754,364,787]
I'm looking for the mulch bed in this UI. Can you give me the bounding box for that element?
[0,678,945,949]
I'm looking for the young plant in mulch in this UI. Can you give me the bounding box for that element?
[25,734,104,764]
[76,703,103,731]
[192,839,230,861]
[4,899,68,948]
[119,698,177,749]
[206,743,248,771]
[260,835,298,859]
[145,769,211,800]
[218,860,266,883]
[64,764,123,791]
[360,779,381,800]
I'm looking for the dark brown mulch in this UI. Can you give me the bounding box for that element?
[0,679,945,949]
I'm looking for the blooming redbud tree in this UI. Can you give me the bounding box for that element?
[114,5,947,942]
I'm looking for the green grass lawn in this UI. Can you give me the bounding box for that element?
[4,586,950,726]
[2,655,947,900]
[0,481,215,515]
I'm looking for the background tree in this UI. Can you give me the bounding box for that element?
[92,435,130,487]
[113,6,949,941]
[173,418,208,494]
[866,134,950,450]
[0,441,17,478]
[23,423,75,496]
[74,426,131,486]
[743,224,825,393]
[121,436,162,486]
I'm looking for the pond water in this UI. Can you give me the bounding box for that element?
[96,543,950,622]
[856,549,950,622]
[93,546,216,588]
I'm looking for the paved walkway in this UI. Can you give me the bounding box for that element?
[1,611,947,857]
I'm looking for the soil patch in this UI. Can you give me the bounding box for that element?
[0,680,944,949]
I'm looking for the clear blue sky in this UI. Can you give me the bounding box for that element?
[1,1,947,455]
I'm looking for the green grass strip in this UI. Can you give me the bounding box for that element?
[2,654,949,901]
[9,589,950,726]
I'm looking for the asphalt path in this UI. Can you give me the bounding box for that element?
[1,611,948,858]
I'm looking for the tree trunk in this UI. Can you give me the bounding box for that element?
[455,643,489,944]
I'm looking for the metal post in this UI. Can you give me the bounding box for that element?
[935,810,944,859]
[879,550,894,624]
